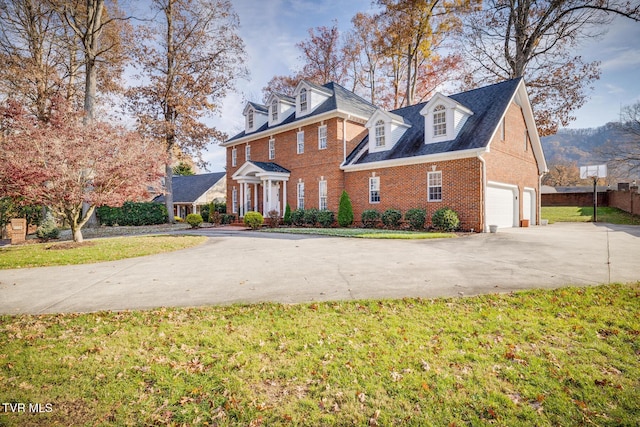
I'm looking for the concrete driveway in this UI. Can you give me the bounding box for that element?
[0,222,638,315]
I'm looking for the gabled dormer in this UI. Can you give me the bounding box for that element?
[420,93,473,144]
[294,81,332,118]
[267,93,295,127]
[243,102,268,134]
[365,109,411,153]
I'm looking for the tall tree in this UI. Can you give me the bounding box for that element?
[0,98,166,242]
[55,0,132,121]
[375,0,478,108]
[598,102,640,174]
[128,0,247,222]
[0,0,68,121]
[461,0,640,136]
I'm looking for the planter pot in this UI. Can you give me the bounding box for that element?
[520,219,529,227]
[489,225,498,233]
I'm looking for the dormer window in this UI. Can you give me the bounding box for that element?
[247,110,254,129]
[375,120,386,147]
[433,105,446,137]
[271,99,278,122]
[300,89,308,112]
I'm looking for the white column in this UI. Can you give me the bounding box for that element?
[243,182,248,213]
[239,182,244,217]
[267,179,273,213]
[262,180,267,215]
[253,183,258,212]
[282,181,287,216]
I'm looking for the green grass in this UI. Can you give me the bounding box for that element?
[542,206,640,225]
[0,235,207,269]
[1,283,638,426]
[261,227,456,239]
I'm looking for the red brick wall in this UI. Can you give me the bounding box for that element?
[608,189,640,215]
[484,102,542,223]
[542,192,608,207]
[225,118,367,214]
[344,158,483,231]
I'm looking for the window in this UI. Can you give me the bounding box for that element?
[318,125,327,150]
[319,180,327,210]
[245,145,251,161]
[428,171,442,202]
[231,147,237,167]
[269,138,275,160]
[247,110,254,129]
[433,105,446,137]
[232,187,238,213]
[375,120,385,147]
[300,88,308,112]
[369,176,380,203]
[297,131,304,154]
[297,182,305,209]
[271,99,278,122]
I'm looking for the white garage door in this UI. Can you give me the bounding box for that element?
[522,188,535,224]
[487,183,517,228]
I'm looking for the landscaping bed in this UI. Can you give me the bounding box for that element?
[1,283,638,426]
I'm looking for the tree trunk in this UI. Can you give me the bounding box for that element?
[165,163,174,223]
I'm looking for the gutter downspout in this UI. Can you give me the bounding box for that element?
[343,117,347,163]
[478,153,487,232]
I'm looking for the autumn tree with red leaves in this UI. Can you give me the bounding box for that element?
[0,99,166,242]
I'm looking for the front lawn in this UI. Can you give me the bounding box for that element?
[1,283,638,426]
[261,227,456,239]
[0,235,207,269]
[542,206,640,225]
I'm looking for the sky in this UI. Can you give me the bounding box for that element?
[201,0,640,172]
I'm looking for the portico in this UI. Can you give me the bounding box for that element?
[231,161,290,217]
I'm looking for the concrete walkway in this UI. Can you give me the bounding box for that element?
[0,222,638,315]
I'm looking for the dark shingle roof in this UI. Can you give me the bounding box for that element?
[249,161,290,173]
[154,172,225,204]
[248,102,268,113]
[348,78,523,165]
[225,81,377,143]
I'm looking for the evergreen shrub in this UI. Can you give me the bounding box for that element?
[382,209,402,228]
[432,207,460,231]
[243,211,264,229]
[361,209,380,228]
[405,208,426,230]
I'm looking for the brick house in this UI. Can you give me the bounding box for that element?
[221,78,547,231]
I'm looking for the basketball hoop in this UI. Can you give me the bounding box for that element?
[579,165,607,222]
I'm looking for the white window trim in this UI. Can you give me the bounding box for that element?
[231,147,237,167]
[245,145,251,161]
[297,182,305,209]
[297,131,304,154]
[300,88,308,112]
[375,120,386,148]
[369,176,380,204]
[318,125,327,150]
[247,110,254,130]
[269,138,275,160]
[271,99,278,122]
[319,180,327,210]
[428,171,442,202]
[433,105,446,138]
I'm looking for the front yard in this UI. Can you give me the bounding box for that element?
[542,206,640,225]
[1,283,638,426]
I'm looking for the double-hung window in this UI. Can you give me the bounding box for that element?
[247,111,254,129]
[245,145,251,161]
[297,131,304,154]
[231,147,237,167]
[319,180,327,210]
[433,105,446,137]
[269,138,275,160]
[271,99,278,122]
[428,171,442,202]
[318,125,327,150]
[232,187,238,213]
[300,88,308,112]
[369,177,380,203]
[297,182,305,209]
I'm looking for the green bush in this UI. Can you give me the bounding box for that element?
[361,209,380,228]
[36,211,59,241]
[221,214,235,224]
[317,210,335,227]
[243,211,264,229]
[382,209,402,228]
[200,204,211,223]
[97,202,167,226]
[185,213,203,228]
[304,208,319,226]
[337,191,354,227]
[432,207,460,231]
[291,209,305,226]
[405,208,426,230]
[283,203,292,225]
[174,216,184,223]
